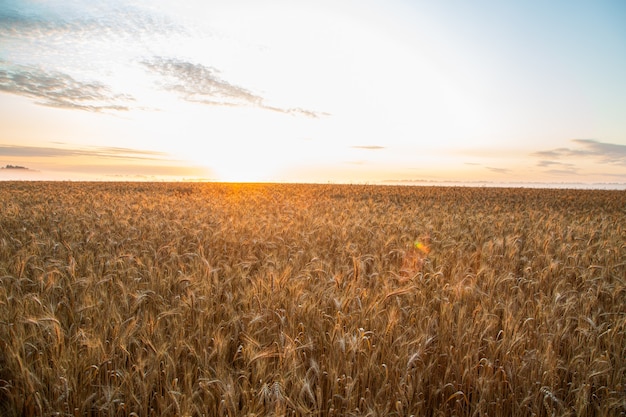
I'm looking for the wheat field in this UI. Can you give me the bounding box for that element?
[0,182,624,416]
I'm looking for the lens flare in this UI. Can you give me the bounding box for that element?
[414,240,430,254]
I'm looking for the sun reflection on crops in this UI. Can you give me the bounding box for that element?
[414,239,430,255]
[399,236,431,280]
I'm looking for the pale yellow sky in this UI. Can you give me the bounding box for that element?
[1,0,625,186]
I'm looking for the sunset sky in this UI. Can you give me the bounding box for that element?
[1,0,625,186]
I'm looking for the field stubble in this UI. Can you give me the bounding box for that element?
[0,182,624,416]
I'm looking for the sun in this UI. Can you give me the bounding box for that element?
[209,152,281,183]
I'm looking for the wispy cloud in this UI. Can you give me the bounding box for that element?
[0,63,133,112]
[0,143,211,179]
[536,160,577,172]
[1,4,327,117]
[265,106,328,118]
[351,145,386,150]
[533,139,626,166]
[0,1,184,46]
[141,57,327,117]
[141,57,261,107]
[485,167,511,174]
[0,1,184,112]
[0,144,168,160]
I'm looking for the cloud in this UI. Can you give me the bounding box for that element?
[0,2,185,111]
[533,139,626,166]
[0,144,169,161]
[74,164,209,177]
[141,57,326,117]
[536,160,577,171]
[0,63,133,112]
[351,145,386,150]
[0,143,212,179]
[265,106,330,118]
[141,57,262,107]
[485,167,511,174]
[572,139,626,165]
[90,146,170,160]
[1,4,326,117]
[0,1,184,46]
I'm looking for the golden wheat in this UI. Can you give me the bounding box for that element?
[0,182,624,416]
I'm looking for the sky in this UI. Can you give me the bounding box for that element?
[1,0,625,186]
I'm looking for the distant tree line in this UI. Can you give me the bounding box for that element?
[1,165,29,170]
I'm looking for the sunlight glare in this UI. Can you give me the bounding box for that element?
[208,149,281,183]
